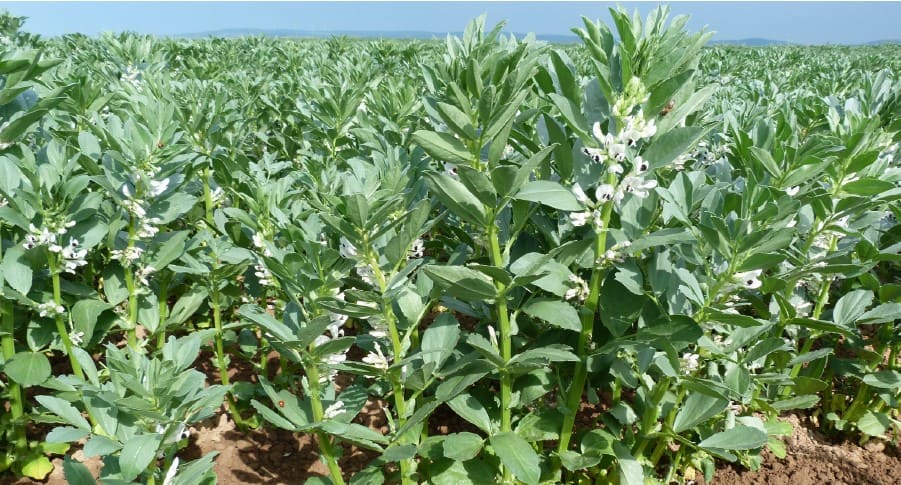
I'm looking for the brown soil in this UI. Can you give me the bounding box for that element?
[700,415,901,485]
[8,408,901,485]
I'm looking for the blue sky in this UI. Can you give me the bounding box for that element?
[3,2,900,45]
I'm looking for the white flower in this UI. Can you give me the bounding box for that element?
[137,218,162,239]
[607,162,624,175]
[621,176,658,199]
[569,211,591,227]
[487,325,498,350]
[148,178,170,197]
[61,239,88,274]
[254,263,272,286]
[339,237,357,258]
[733,269,762,290]
[681,353,700,374]
[620,110,657,143]
[595,184,615,202]
[135,265,156,286]
[409,238,425,259]
[38,302,66,318]
[70,331,85,346]
[356,264,376,286]
[0,197,7,208]
[443,162,458,177]
[362,342,390,370]
[786,186,800,197]
[162,457,179,485]
[571,183,590,205]
[323,401,346,419]
[110,246,144,264]
[565,274,590,302]
[252,232,266,249]
[634,156,650,174]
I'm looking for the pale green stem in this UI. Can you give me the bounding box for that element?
[307,362,347,485]
[52,261,83,378]
[1,300,27,454]
[557,194,615,454]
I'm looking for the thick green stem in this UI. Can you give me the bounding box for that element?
[52,268,83,378]
[486,221,515,484]
[1,301,26,454]
[365,245,414,484]
[202,168,215,226]
[211,278,245,428]
[123,215,139,350]
[307,364,347,485]
[651,388,686,466]
[487,223,513,432]
[632,377,672,458]
[557,200,614,454]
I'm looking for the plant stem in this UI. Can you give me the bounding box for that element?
[52,267,83,378]
[202,168,214,226]
[650,387,686,466]
[557,198,614,454]
[486,220,516,484]
[366,246,414,484]
[1,301,27,455]
[306,363,347,485]
[123,215,139,350]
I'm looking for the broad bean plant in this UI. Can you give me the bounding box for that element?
[0,6,898,485]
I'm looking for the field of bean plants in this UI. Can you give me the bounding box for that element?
[0,5,899,484]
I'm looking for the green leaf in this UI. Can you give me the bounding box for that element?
[443,432,484,462]
[698,426,768,451]
[843,178,895,196]
[46,426,90,443]
[514,181,583,211]
[424,171,487,226]
[857,303,901,325]
[4,351,51,387]
[673,393,729,433]
[63,456,96,485]
[832,289,873,327]
[447,394,493,435]
[613,442,644,485]
[0,245,32,295]
[749,147,781,178]
[489,432,541,485]
[522,299,580,332]
[862,370,901,390]
[118,433,162,482]
[413,131,472,165]
[421,313,461,370]
[36,395,91,431]
[643,126,706,170]
[71,299,112,344]
[423,265,496,301]
[770,395,820,411]
[250,399,298,431]
[857,411,891,437]
[558,450,601,471]
[21,455,53,480]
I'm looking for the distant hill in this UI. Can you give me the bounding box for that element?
[179,28,580,43]
[709,38,793,46]
[177,29,897,47]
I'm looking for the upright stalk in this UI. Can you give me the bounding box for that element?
[51,262,83,378]
[1,301,27,456]
[486,223,513,434]
[557,195,615,453]
[123,215,139,350]
[306,362,347,485]
[365,245,414,485]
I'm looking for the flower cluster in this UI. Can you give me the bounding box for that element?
[564,274,590,302]
[37,301,66,318]
[23,221,89,274]
[313,320,348,384]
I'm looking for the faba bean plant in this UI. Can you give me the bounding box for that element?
[0,5,898,485]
